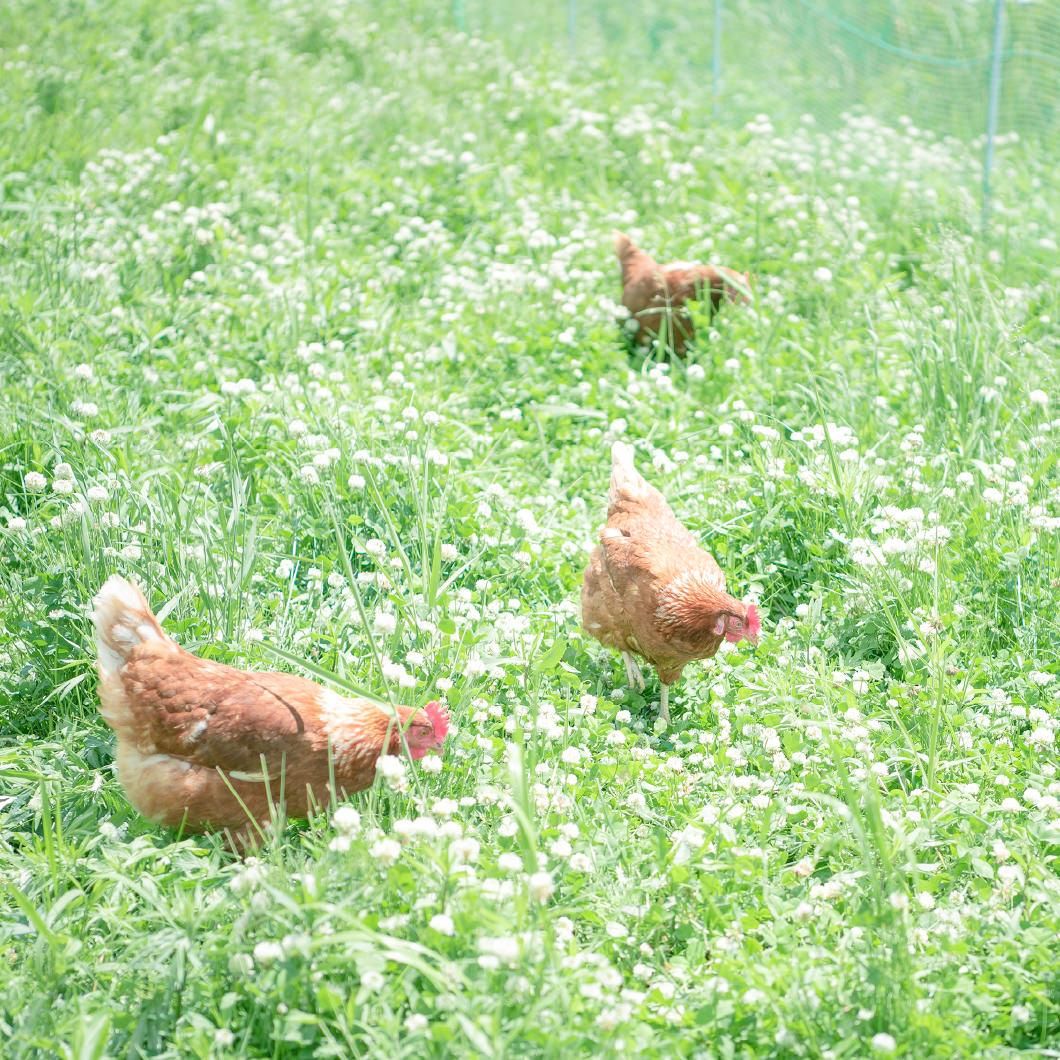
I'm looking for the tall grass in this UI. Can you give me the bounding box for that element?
[0,0,1057,1056]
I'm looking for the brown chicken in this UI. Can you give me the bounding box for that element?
[581,443,760,726]
[92,576,448,846]
[615,231,750,356]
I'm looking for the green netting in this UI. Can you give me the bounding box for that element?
[450,0,1059,216]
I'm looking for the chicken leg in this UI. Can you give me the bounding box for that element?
[622,651,646,691]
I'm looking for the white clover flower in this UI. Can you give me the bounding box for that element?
[811,878,842,901]
[52,479,74,495]
[230,858,268,894]
[373,610,397,635]
[498,852,523,873]
[596,1005,631,1031]
[813,266,833,283]
[440,543,458,561]
[404,1014,428,1033]
[376,755,407,790]
[213,1028,235,1048]
[555,916,575,944]
[429,913,455,936]
[605,921,628,939]
[252,940,284,965]
[450,837,480,863]
[381,659,412,685]
[998,864,1024,890]
[370,837,402,866]
[365,538,386,557]
[333,806,361,834]
[528,870,555,903]
[1028,726,1055,747]
[347,474,365,490]
[361,970,384,992]
[478,935,520,964]
[7,517,26,531]
[672,824,706,856]
[549,837,572,859]
[86,485,109,503]
[24,472,46,492]
[1028,390,1049,407]
[419,755,443,774]
[871,1033,897,1053]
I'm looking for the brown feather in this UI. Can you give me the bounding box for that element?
[582,445,751,691]
[91,576,444,845]
[613,232,750,355]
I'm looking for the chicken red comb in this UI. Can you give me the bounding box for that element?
[424,700,450,744]
[745,603,761,642]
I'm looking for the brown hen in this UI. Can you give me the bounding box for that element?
[581,443,760,726]
[615,231,750,356]
[92,576,447,847]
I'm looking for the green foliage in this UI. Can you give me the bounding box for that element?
[0,1,1058,1057]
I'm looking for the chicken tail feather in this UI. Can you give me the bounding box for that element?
[613,230,635,261]
[92,575,167,677]
[609,440,650,503]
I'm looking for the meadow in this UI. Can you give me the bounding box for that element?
[1,1,1058,1056]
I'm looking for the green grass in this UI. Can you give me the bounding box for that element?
[2,1,1059,1056]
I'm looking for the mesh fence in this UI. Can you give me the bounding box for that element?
[450,0,1060,220]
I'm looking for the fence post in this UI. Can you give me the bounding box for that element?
[982,0,1005,231]
[713,0,723,118]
